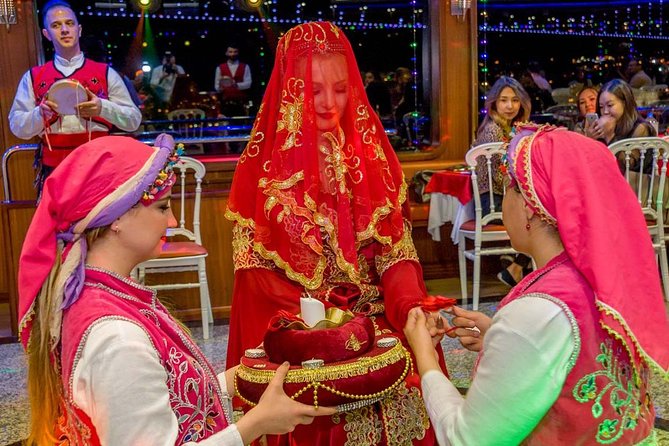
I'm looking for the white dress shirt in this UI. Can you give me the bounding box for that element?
[421,296,575,446]
[72,320,244,445]
[150,63,186,103]
[8,52,142,139]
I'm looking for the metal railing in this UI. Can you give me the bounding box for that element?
[2,144,37,202]
[2,125,399,202]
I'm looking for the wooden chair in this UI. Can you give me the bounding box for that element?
[134,156,214,338]
[608,137,669,300]
[458,142,519,309]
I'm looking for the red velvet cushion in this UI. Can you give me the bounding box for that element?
[158,241,208,259]
[235,335,410,408]
[263,315,375,364]
[459,219,507,232]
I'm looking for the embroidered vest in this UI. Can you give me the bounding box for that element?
[31,59,112,166]
[31,59,112,129]
[219,62,248,101]
[492,253,654,445]
[58,268,230,445]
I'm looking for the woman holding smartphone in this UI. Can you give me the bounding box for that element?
[588,79,656,144]
[573,86,598,136]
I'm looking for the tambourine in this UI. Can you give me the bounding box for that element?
[235,309,412,412]
[46,79,87,115]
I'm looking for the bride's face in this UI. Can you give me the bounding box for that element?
[311,53,349,133]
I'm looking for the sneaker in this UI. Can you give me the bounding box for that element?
[500,254,514,269]
[497,269,518,287]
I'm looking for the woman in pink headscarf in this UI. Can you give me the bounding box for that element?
[405,125,668,445]
[18,134,333,446]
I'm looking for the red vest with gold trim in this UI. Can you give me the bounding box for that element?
[31,59,112,166]
[218,62,248,101]
[57,268,230,445]
[490,254,655,445]
[31,59,112,129]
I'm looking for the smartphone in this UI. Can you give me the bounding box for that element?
[585,112,598,124]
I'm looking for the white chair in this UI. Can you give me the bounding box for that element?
[608,137,669,300]
[167,108,206,154]
[458,142,520,309]
[135,156,214,338]
[551,87,573,105]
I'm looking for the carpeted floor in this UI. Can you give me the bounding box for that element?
[1,282,667,445]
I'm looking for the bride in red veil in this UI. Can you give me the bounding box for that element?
[226,21,442,445]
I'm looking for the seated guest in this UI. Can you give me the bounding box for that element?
[573,86,599,136]
[405,125,668,445]
[589,79,656,144]
[18,135,333,445]
[364,70,392,118]
[627,58,653,89]
[588,79,657,173]
[474,75,533,286]
[225,21,445,445]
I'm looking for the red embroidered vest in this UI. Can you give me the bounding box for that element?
[218,62,248,101]
[57,268,230,445]
[491,253,655,445]
[31,59,111,166]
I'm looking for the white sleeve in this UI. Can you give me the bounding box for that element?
[237,65,252,91]
[421,297,575,446]
[214,67,222,92]
[150,67,162,87]
[8,71,45,139]
[72,319,244,446]
[99,68,142,132]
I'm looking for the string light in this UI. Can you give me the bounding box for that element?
[478,2,667,39]
[479,0,489,110]
[410,0,419,146]
[83,10,425,29]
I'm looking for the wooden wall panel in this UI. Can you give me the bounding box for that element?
[0,1,42,305]
[145,191,235,322]
[1,202,37,336]
[432,0,477,161]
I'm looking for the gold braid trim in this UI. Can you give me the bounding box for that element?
[225,209,255,229]
[596,300,669,378]
[253,242,327,290]
[316,212,365,286]
[226,209,327,288]
[237,341,409,385]
[380,385,430,444]
[356,198,393,244]
[515,125,565,227]
[18,304,35,346]
[231,224,275,272]
[235,345,411,409]
[355,179,408,246]
[375,220,419,277]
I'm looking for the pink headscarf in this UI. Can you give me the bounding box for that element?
[507,124,669,374]
[18,134,178,349]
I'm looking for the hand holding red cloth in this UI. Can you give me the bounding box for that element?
[419,295,457,312]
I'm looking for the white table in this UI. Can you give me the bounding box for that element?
[427,192,474,244]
